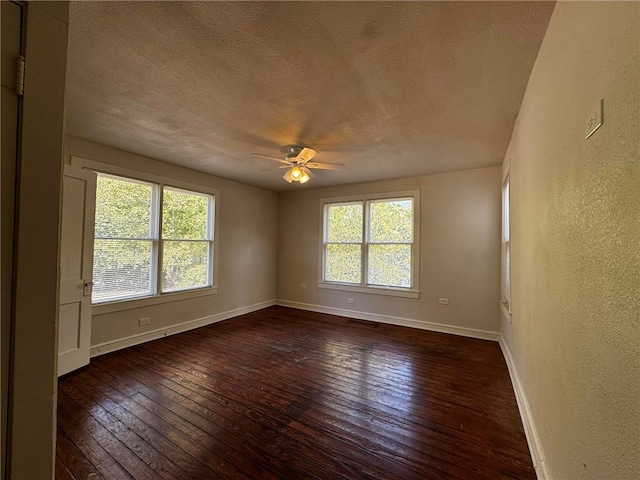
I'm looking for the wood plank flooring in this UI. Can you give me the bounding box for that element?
[56,306,535,479]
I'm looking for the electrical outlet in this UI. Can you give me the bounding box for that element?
[300,283,307,289]
[347,298,355,304]
[438,298,449,305]
[139,317,151,326]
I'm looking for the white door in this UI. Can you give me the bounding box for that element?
[58,165,96,376]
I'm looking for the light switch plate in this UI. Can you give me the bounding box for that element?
[585,99,603,139]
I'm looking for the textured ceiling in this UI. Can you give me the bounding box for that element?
[66,1,555,191]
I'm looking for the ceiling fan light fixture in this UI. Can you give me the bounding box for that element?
[252,146,342,185]
[290,165,302,180]
[300,166,313,184]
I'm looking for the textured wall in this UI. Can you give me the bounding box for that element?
[500,2,640,479]
[277,167,502,335]
[65,136,279,347]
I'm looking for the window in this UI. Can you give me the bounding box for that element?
[93,175,156,302]
[324,202,363,284]
[92,173,215,304]
[320,192,419,297]
[368,199,413,288]
[501,174,511,313]
[161,187,212,292]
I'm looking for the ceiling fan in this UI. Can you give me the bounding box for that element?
[252,146,343,184]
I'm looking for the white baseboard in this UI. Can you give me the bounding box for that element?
[90,300,276,357]
[499,335,548,480]
[275,299,499,342]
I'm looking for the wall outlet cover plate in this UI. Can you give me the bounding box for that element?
[585,99,604,139]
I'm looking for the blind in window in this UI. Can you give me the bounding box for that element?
[502,178,511,306]
[92,175,155,303]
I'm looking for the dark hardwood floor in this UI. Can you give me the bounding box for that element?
[56,306,535,479]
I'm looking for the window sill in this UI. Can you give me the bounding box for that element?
[317,282,420,299]
[500,301,511,322]
[92,286,218,315]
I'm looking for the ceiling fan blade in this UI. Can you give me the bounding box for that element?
[306,161,344,170]
[282,169,293,183]
[295,147,317,164]
[300,166,315,178]
[251,153,290,165]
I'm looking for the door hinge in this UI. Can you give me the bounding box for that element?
[15,55,25,96]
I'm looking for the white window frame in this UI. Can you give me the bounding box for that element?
[160,185,215,294]
[501,170,511,318]
[318,190,420,299]
[72,156,219,315]
[92,173,160,303]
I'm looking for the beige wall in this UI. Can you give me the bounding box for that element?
[500,2,640,479]
[277,167,502,336]
[65,136,278,347]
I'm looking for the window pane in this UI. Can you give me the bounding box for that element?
[368,244,411,288]
[92,239,153,302]
[162,188,210,240]
[325,244,361,283]
[369,199,413,243]
[162,240,209,292]
[326,203,362,242]
[504,180,510,242]
[505,241,511,302]
[95,175,153,238]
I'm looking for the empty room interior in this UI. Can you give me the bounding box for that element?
[1,1,638,479]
